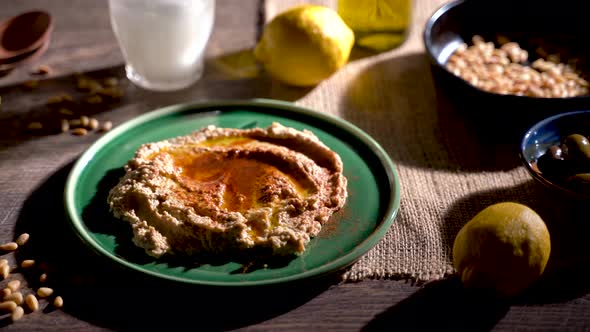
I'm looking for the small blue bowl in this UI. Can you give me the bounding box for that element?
[520,110,590,200]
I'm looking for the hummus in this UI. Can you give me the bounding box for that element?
[107,123,347,258]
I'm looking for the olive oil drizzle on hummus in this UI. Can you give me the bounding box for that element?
[169,148,312,212]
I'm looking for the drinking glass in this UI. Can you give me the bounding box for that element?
[108,0,215,91]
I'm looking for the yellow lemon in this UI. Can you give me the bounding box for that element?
[453,202,551,297]
[254,5,354,87]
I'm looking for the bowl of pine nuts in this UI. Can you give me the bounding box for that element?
[424,0,590,131]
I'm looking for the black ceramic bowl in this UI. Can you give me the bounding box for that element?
[424,0,590,133]
[520,110,590,200]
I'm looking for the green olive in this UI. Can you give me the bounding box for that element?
[563,134,590,161]
[570,173,590,181]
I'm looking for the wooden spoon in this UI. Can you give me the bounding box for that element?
[0,37,49,73]
[0,11,53,61]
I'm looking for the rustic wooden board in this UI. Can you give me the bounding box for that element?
[0,1,589,330]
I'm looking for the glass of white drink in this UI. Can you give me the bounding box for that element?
[108,0,215,91]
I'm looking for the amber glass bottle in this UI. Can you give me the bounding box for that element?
[338,0,412,52]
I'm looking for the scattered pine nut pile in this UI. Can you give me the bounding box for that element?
[8,65,124,137]
[0,233,63,323]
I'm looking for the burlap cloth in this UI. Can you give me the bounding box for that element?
[264,0,580,283]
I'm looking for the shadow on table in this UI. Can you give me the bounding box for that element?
[205,48,314,102]
[13,160,340,331]
[361,276,510,331]
[131,52,318,106]
[340,52,522,172]
[204,43,379,103]
[440,180,590,304]
[361,180,590,331]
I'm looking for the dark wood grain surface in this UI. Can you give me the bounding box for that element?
[1,1,590,330]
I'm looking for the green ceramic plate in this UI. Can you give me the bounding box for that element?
[64,99,400,286]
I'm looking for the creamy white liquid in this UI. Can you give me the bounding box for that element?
[109,0,215,90]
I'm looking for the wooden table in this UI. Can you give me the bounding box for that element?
[1,1,589,330]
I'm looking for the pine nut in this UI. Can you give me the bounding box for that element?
[103,77,119,87]
[1,264,10,279]
[53,296,63,308]
[39,273,47,283]
[69,119,81,126]
[100,121,112,132]
[21,260,35,269]
[88,118,99,130]
[0,242,18,251]
[0,258,7,267]
[25,294,39,312]
[47,95,63,104]
[80,115,90,127]
[35,64,52,75]
[27,122,43,130]
[58,108,74,115]
[37,287,53,298]
[87,80,103,93]
[71,128,88,136]
[0,300,17,312]
[2,287,11,299]
[75,76,90,91]
[96,86,124,99]
[6,291,23,305]
[15,233,29,246]
[85,94,103,104]
[61,119,70,132]
[11,306,24,321]
[7,280,20,292]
